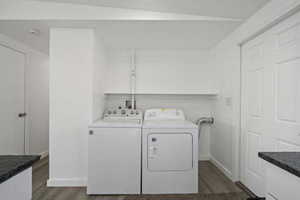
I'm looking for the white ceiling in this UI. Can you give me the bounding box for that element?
[0,20,241,53]
[0,21,50,53]
[36,0,270,19]
[0,0,270,53]
[96,21,240,49]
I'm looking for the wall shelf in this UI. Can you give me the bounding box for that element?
[104,91,219,96]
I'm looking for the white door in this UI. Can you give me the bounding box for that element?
[0,44,26,155]
[272,14,300,152]
[241,35,267,197]
[241,11,300,197]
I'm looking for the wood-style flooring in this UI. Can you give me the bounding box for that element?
[32,158,250,200]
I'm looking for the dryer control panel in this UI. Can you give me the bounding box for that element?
[144,108,185,121]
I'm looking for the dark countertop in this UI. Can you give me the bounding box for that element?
[0,155,40,184]
[259,152,300,178]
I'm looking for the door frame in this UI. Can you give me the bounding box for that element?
[0,42,29,155]
[238,4,300,185]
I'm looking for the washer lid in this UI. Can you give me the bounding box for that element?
[143,120,197,129]
[89,119,142,128]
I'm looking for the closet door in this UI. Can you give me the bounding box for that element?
[272,15,300,151]
[241,11,300,196]
[241,35,267,197]
[0,44,26,155]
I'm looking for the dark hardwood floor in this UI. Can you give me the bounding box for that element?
[32,158,250,200]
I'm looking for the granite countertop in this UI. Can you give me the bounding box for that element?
[259,152,300,178]
[0,155,40,184]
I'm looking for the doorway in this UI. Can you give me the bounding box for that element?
[0,44,26,155]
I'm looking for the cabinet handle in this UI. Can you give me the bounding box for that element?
[89,130,94,135]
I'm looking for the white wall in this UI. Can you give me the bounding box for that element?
[210,0,300,181]
[0,33,49,156]
[105,49,216,94]
[48,28,94,186]
[104,48,216,160]
[93,29,108,121]
[135,50,215,94]
[48,28,214,186]
[105,94,213,160]
[48,28,108,186]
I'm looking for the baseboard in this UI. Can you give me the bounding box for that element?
[39,151,49,159]
[47,178,87,187]
[236,181,257,198]
[210,156,233,180]
[199,155,210,161]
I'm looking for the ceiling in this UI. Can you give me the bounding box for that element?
[0,21,50,53]
[0,20,241,53]
[96,21,240,49]
[0,0,270,53]
[35,0,270,19]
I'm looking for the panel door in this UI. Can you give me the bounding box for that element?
[242,37,267,197]
[0,45,25,155]
[271,16,300,150]
[241,11,300,197]
[147,133,193,171]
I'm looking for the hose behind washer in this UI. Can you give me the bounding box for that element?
[196,117,214,139]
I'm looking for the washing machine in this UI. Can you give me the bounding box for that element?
[142,109,198,194]
[87,107,143,195]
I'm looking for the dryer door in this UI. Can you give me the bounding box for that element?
[147,133,193,171]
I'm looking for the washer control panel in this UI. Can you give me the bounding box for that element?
[103,107,143,122]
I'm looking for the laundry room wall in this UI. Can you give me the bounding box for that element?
[49,28,109,187]
[103,48,217,160]
[105,48,217,94]
[105,94,214,160]
[49,28,98,187]
[93,29,108,121]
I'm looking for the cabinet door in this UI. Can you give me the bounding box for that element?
[266,163,300,200]
[87,128,141,194]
